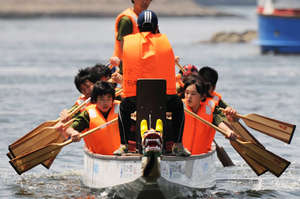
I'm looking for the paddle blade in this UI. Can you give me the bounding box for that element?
[9,127,61,159]
[228,121,264,148]
[227,121,268,175]
[9,144,62,175]
[242,113,296,144]
[7,152,14,160]
[231,141,268,176]
[215,144,234,167]
[41,150,61,169]
[8,120,58,151]
[233,140,290,177]
[41,134,65,169]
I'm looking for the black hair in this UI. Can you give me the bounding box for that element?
[91,81,116,103]
[74,67,92,93]
[198,66,218,88]
[90,64,112,82]
[131,0,134,3]
[183,74,211,100]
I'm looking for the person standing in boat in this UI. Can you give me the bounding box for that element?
[114,10,190,156]
[182,75,237,155]
[109,0,153,81]
[198,66,237,148]
[58,81,121,155]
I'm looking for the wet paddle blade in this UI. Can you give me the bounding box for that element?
[9,127,63,161]
[10,144,63,175]
[41,135,65,169]
[7,152,14,160]
[227,121,268,175]
[228,120,264,148]
[213,139,234,167]
[232,140,290,177]
[9,121,59,156]
[231,141,268,176]
[241,113,296,144]
[9,118,118,175]
[215,144,234,167]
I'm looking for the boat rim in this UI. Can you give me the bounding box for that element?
[84,145,216,161]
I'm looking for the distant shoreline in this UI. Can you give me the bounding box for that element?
[0,0,237,18]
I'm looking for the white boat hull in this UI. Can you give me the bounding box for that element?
[82,146,216,189]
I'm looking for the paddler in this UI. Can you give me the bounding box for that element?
[198,66,237,122]
[109,0,153,85]
[57,81,121,155]
[182,75,238,155]
[110,0,152,68]
[113,10,190,156]
[59,64,113,122]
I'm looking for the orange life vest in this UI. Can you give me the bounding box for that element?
[122,32,177,97]
[182,98,215,155]
[84,101,121,155]
[113,8,139,60]
[75,95,92,112]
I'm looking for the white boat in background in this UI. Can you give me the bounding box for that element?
[82,146,216,190]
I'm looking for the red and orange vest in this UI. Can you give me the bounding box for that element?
[122,32,177,97]
[83,101,121,155]
[113,8,139,60]
[182,98,216,155]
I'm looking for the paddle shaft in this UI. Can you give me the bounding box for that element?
[59,117,119,148]
[175,61,186,73]
[184,107,231,138]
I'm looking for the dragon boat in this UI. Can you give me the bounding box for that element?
[81,79,217,192]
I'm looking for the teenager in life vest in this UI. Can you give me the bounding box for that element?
[198,66,237,122]
[113,10,190,157]
[109,0,152,83]
[182,75,237,155]
[58,81,121,155]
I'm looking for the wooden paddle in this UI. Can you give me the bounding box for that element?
[225,120,268,176]
[220,108,296,144]
[8,98,90,159]
[184,107,290,177]
[10,118,74,163]
[10,118,118,175]
[213,139,234,167]
[8,98,89,153]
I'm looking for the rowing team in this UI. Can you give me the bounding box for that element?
[55,9,239,157]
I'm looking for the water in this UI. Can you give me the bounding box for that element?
[1,6,300,199]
